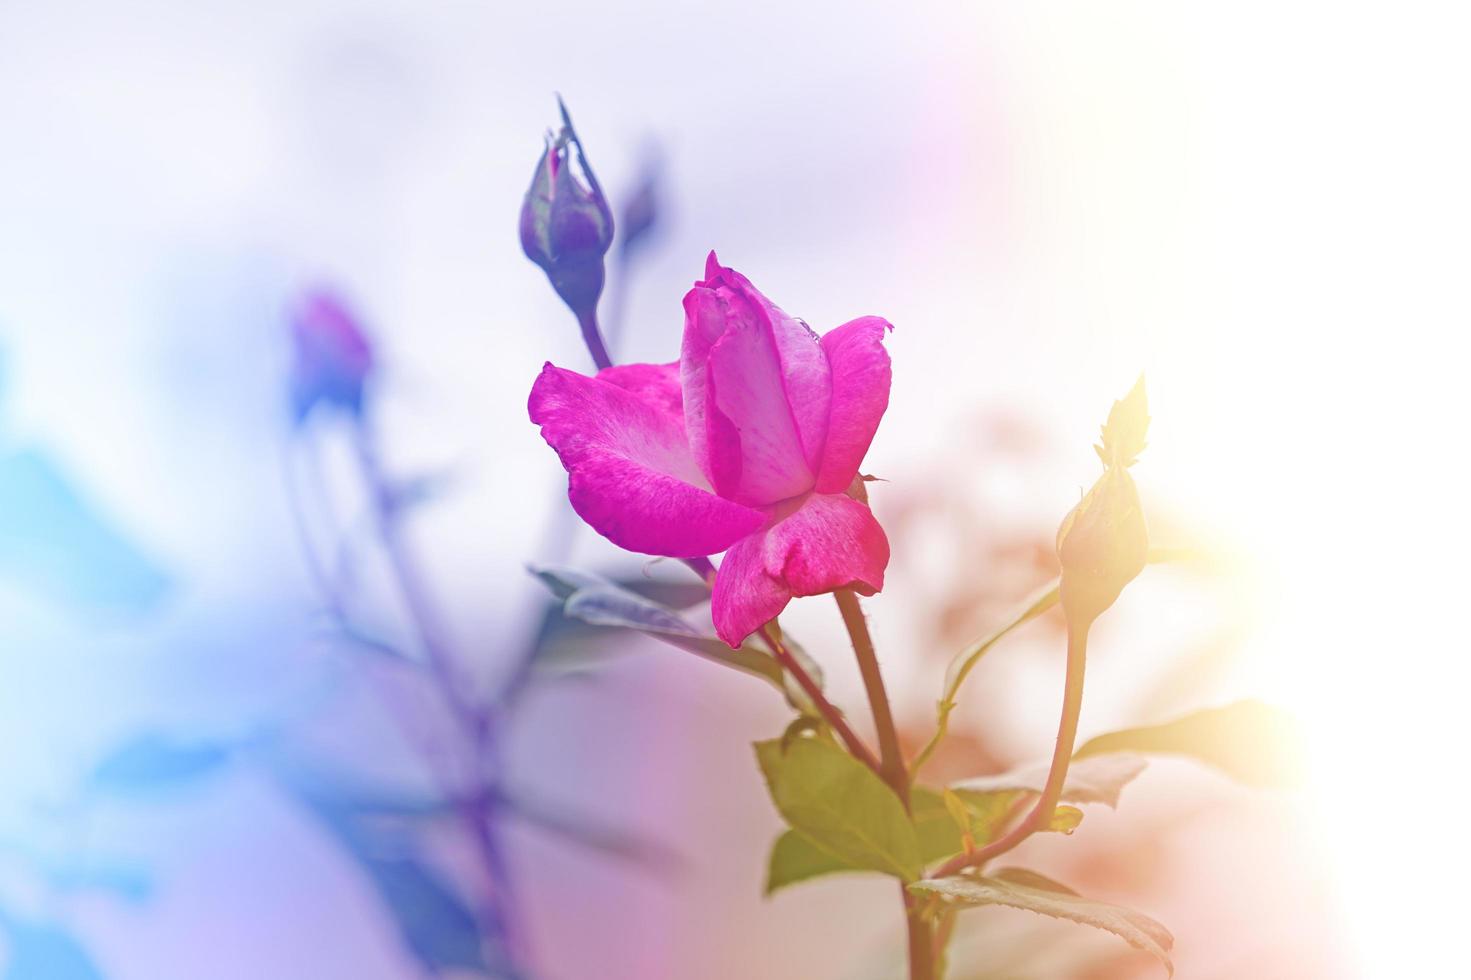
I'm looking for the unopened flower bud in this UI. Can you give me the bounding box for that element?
[520,97,615,319]
[1055,377,1150,626]
[1056,465,1148,626]
[288,289,374,422]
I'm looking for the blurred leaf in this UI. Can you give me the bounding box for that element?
[1095,375,1150,468]
[0,839,151,903]
[500,789,681,872]
[279,774,499,976]
[44,861,151,903]
[910,868,1174,976]
[942,788,973,836]
[529,563,786,689]
[1074,700,1303,787]
[385,467,462,512]
[354,855,492,975]
[527,564,610,601]
[612,578,712,611]
[0,918,105,980]
[0,448,169,611]
[87,735,231,797]
[992,867,1081,894]
[951,754,1148,809]
[756,736,921,883]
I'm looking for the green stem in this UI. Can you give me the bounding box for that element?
[834,590,908,805]
[931,620,1090,878]
[833,592,933,980]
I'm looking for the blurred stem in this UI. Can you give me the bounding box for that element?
[834,590,908,805]
[758,624,883,777]
[576,307,613,372]
[910,550,1183,789]
[350,414,527,976]
[931,620,1090,878]
[908,584,1061,787]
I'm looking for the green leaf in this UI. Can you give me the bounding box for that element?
[951,753,1149,808]
[910,869,1174,976]
[941,788,973,835]
[1074,700,1303,787]
[1045,805,1084,834]
[1095,375,1150,468]
[765,785,1016,895]
[765,830,861,894]
[756,737,921,883]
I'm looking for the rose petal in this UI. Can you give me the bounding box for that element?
[529,363,765,557]
[681,253,830,506]
[597,361,683,420]
[710,491,890,646]
[815,316,893,493]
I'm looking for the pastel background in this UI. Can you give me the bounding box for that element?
[1,2,1465,978]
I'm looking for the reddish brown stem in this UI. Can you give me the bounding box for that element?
[758,625,883,777]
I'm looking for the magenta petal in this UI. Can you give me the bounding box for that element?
[681,254,830,506]
[707,260,833,474]
[529,363,765,558]
[815,316,893,494]
[597,361,683,420]
[710,492,890,647]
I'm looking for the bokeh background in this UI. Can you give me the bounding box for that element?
[1,1,1466,978]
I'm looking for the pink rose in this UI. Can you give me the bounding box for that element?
[529,252,893,646]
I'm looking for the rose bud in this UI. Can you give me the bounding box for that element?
[520,97,615,323]
[1055,377,1150,626]
[288,289,374,422]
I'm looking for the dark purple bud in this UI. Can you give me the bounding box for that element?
[520,97,615,318]
[288,289,374,422]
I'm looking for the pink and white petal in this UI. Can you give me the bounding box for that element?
[682,252,826,505]
[596,361,684,421]
[702,258,832,473]
[681,285,744,495]
[710,492,890,647]
[815,316,893,494]
[529,363,764,557]
[706,316,815,503]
